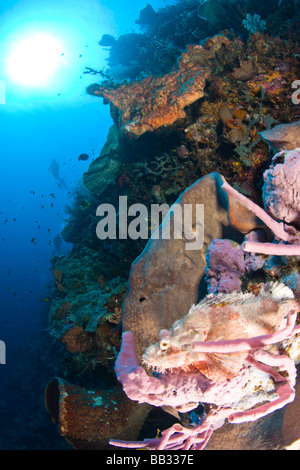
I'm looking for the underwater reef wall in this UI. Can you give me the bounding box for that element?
[110,147,300,450]
[87,38,227,138]
[46,9,300,450]
[84,32,300,197]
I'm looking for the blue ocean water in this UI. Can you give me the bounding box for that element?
[0,0,172,450]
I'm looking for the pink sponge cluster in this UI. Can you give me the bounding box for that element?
[205,235,265,294]
[262,148,300,226]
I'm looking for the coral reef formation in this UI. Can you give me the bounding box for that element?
[84,31,300,199]
[110,161,300,449]
[87,41,213,138]
[46,0,300,451]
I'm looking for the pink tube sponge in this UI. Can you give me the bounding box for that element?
[262,148,300,226]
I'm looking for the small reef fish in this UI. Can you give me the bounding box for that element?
[78,153,89,161]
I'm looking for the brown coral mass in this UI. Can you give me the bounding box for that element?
[87,45,211,138]
[45,378,151,449]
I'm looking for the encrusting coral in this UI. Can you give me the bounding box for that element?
[87,37,233,138]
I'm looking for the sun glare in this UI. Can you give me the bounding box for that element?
[6,32,63,87]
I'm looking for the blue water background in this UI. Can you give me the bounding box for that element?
[0,0,172,449]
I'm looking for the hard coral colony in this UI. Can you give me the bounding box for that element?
[46,1,300,452]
